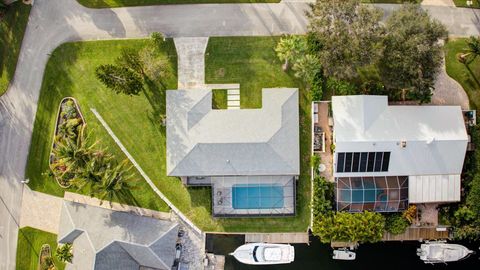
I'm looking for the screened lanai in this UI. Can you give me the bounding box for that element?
[336,176,408,212]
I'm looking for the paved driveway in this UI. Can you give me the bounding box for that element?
[2,1,480,269]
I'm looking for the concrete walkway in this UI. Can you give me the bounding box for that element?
[174,37,209,89]
[18,186,63,234]
[63,192,171,220]
[431,59,470,110]
[2,0,480,268]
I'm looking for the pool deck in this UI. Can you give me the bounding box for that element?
[211,176,296,217]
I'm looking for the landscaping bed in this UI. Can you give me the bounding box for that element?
[49,97,85,188]
[38,244,56,270]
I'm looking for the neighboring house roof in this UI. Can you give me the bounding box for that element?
[332,95,468,177]
[58,201,178,270]
[166,88,300,176]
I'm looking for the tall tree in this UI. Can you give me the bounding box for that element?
[307,0,384,80]
[116,48,145,76]
[275,35,307,70]
[95,64,143,96]
[379,4,447,102]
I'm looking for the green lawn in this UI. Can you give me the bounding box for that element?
[26,39,172,213]
[16,227,65,270]
[78,0,279,8]
[445,38,480,110]
[212,89,228,109]
[205,36,311,231]
[28,37,310,232]
[0,2,31,96]
[453,0,480,8]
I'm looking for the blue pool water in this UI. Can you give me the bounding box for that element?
[231,184,284,209]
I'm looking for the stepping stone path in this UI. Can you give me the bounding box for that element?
[227,89,241,109]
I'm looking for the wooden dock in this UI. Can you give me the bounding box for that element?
[245,232,309,244]
[382,227,449,241]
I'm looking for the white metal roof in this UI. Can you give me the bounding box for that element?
[166,88,300,176]
[409,175,461,203]
[332,95,468,177]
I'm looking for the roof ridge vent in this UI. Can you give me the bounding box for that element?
[426,137,436,145]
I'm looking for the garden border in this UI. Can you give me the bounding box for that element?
[49,97,86,189]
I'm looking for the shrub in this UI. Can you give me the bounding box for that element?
[312,211,385,243]
[402,205,417,224]
[312,176,334,217]
[55,243,73,263]
[326,78,356,96]
[310,155,321,176]
[385,214,410,235]
[310,71,323,101]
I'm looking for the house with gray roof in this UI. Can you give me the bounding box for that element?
[166,88,300,217]
[57,201,179,270]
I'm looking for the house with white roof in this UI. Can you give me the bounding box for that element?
[166,88,300,217]
[331,95,468,212]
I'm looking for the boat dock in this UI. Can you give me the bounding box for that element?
[245,232,310,244]
[382,227,449,241]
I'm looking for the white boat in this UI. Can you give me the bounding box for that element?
[417,241,474,263]
[332,248,356,260]
[229,243,295,265]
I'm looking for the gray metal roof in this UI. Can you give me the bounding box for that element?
[58,201,178,270]
[166,88,300,176]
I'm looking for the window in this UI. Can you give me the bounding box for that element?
[336,152,391,173]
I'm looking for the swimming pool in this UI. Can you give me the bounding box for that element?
[232,184,284,209]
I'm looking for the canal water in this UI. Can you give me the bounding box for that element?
[206,234,479,270]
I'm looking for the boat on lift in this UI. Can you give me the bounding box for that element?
[332,248,356,260]
[417,241,474,264]
[230,243,295,265]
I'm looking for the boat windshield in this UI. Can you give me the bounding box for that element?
[253,246,259,262]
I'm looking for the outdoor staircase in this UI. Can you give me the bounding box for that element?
[227,89,241,109]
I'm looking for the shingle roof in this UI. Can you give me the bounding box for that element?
[58,201,178,270]
[166,88,300,176]
[332,95,468,177]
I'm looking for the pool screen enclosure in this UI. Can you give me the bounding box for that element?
[335,176,408,212]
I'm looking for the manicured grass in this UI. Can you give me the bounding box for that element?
[26,39,173,212]
[453,0,480,8]
[78,0,279,8]
[212,89,227,109]
[28,37,309,232]
[206,36,311,232]
[445,38,480,110]
[0,2,31,95]
[16,227,65,270]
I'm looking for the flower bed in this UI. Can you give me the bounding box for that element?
[38,244,56,270]
[49,97,85,188]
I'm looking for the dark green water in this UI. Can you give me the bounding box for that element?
[206,234,479,270]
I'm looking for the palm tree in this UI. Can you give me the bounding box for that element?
[292,54,321,85]
[50,127,96,185]
[460,36,480,64]
[275,35,307,70]
[92,159,137,206]
[70,151,112,192]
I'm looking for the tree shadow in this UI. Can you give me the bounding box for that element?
[465,62,480,88]
[142,76,166,132]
